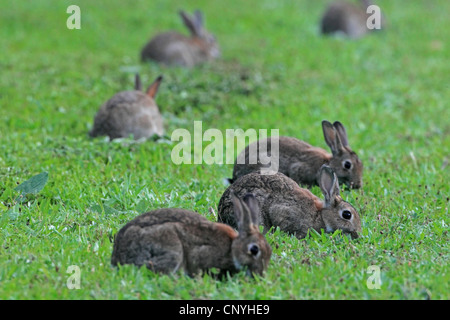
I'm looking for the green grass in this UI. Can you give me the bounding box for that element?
[0,0,449,300]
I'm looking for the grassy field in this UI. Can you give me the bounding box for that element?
[0,0,449,300]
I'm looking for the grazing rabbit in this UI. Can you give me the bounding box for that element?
[111,193,272,277]
[89,74,164,140]
[230,120,363,189]
[320,0,384,39]
[219,165,362,240]
[141,10,220,67]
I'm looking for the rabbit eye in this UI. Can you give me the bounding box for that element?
[248,244,260,257]
[341,210,352,220]
[343,160,352,170]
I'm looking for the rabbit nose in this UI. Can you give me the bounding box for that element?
[351,180,362,189]
[350,231,360,239]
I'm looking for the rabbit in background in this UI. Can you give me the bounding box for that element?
[231,121,364,189]
[89,74,164,140]
[141,10,220,67]
[320,0,385,39]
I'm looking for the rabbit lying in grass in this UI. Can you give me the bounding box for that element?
[111,193,272,277]
[219,165,362,240]
[141,10,220,67]
[320,0,384,39]
[231,120,363,189]
[89,74,164,140]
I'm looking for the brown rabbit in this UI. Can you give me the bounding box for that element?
[231,120,363,189]
[219,165,362,239]
[320,0,384,39]
[111,193,272,277]
[141,10,220,67]
[218,165,361,239]
[89,74,164,140]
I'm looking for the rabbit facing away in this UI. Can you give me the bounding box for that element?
[111,193,272,277]
[219,165,362,240]
[141,10,220,67]
[89,74,164,140]
[320,0,384,39]
[231,120,363,189]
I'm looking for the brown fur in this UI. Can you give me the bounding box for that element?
[141,10,220,67]
[219,166,362,240]
[231,121,363,189]
[111,195,272,277]
[320,0,385,39]
[215,222,239,240]
[89,75,164,140]
[146,75,163,98]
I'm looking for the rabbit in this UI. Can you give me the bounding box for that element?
[89,74,164,140]
[230,120,363,189]
[111,193,272,278]
[219,165,362,240]
[320,0,384,39]
[141,10,220,67]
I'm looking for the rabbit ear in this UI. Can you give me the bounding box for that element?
[319,165,340,207]
[146,75,163,98]
[231,192,258,235]
[135,74,142,91]
[242,193,260,226]
[179,10,201,36]
[333,121,349,148]
[193,10,204,30]
[322,120,344,156]
[361,0,374,7]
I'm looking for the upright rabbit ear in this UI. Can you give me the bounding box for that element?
[333,121,349,148]
[179,10,200,36]
[242,193,260,226]
[193,10,204,30]
[361,0,374,7]
[135,74,142,91]
[231,192,258,235]
[319,165,340,207]
[146,75,163,98]
[322,120,344,156]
